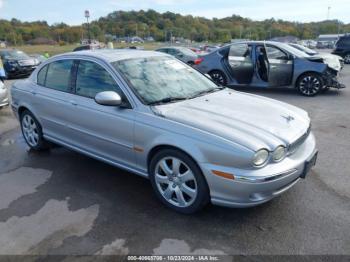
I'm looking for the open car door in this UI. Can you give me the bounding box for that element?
[265,44,294,87]
[228,43,254,84]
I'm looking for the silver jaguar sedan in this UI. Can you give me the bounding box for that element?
[11,50,317,213]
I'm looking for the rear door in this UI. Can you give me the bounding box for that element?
[228,43,254,84]
[34,59,78,142]
[266,45,293,87]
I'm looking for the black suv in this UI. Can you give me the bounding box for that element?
[332,35,350,64]
[0,49,40,78]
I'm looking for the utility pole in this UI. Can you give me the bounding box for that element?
[327,6,331,20]
[85,10,91,44]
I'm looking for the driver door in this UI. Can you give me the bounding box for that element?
[228,43,254,84]
[66,59,136,168]
[266,45,294,87]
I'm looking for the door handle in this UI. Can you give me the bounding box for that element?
[69,100,77,106]
[270,65,277,69]
[30,90,37,95]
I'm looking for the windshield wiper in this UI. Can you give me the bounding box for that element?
[190,86,225,99]
[148,96,188,106]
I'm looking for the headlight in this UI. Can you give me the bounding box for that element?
[8,60,18,66]
[253,149,269,166]
[272,146,286,162]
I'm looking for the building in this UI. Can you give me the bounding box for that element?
[316,34,343,49]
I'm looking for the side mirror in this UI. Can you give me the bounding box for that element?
[95,91,122,106]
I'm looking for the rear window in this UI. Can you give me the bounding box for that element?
[45,60,73,92]
[338,37,350,46]
[229,44,251,57]
[37,65,48,86]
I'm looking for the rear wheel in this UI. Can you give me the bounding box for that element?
[344,53,350,64]
[209,70,227,86]
[149,149,210,214]
[20,110,49,150]
[296,73,323,96]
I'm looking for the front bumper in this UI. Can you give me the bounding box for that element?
[6,65,36,78]
[200,132,317,208]
[323,69,346,89]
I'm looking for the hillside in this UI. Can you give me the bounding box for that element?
[0,9,349,45]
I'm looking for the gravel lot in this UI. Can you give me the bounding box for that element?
[0,64,349,257]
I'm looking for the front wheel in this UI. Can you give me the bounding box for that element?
[296,73,323,96]
[344,53,350,64]
[149,149,210,214]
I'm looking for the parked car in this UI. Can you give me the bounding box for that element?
[73,43,101,52]
[0,79,9,109]
[0,49,40,78]
[289,43,344,72]
[11,50,317,213]
[155,46,200,65]
[202,45,221,53]
[194,41,345,96]
[332,34,350,64]
[29,54,48,64]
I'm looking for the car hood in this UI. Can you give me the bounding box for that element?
[310,54,342,71]
[154,90,310,150]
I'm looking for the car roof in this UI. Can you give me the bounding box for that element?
[230,40,286,46]
[56,49,168,63]
[158,46,187,50]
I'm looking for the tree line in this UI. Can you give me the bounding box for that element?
[0,9,349,45]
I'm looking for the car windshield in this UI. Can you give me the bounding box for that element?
[276,43,311,58]
[4,50,30,59]
[112,56,220,105]
[290,44,318,55]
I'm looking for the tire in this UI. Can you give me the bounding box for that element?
[344,53,350,64]
[209,70,227,86]
[296,73,323,97]
[20,110,49,151]
[149,149,210,214]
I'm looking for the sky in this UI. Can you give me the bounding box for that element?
[0,0,349,25]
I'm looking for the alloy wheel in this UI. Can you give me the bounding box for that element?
[22,114,39,147]
[344,54,350,64]
[210,71,226,85]
[154,157,198,208]
[299,75,321,96]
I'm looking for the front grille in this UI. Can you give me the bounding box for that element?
[288,126,311,154]
[18,60,35,66]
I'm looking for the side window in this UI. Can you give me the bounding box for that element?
[76,60,120,98]
[45,60,74,92]
[229,44,251,59]
[229,44,250,58]
[266,46,289,60]
[37,65,48,86]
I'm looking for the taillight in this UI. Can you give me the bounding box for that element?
[194,57,203,65]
